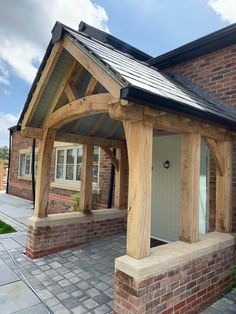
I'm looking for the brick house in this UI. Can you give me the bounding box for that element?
[7,21,236,313]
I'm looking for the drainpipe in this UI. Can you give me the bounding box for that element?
[107,149,116,208]
[6,128,12,194]
[31,139,36,208]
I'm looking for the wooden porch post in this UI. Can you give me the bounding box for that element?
[114,148,126,209]
[124,121,153,259]
[35,128,56,218]
[80,144,94,213]
[216,141,232,233]
[179,133,201,243]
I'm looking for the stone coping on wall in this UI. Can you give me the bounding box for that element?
[28,208,127,228]
[115,232,235,280]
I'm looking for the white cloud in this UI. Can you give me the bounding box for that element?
[0,113,19,146]
[0,0,109,84]
[0,62,10,86]
[208,0,236,23]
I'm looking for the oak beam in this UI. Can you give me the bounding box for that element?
[80,144,94,213]
[44,93,115,129]
[203,137,224,176]
[85,77,97,96]
[109,102,232,141]
[64,83,77,102]
[21,127,126,148]
[22,127,44,140]
[22,43,63,128]
[34,129,56,218]
[216,141,232,233]
[114,148,126,209]
[63,36,124,98]
[44,59,77,119]
[179,133,201,243]
[101,147,119,171]
[124,121,153,259]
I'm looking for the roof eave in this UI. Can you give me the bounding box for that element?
[120,85,236,131]
[148,23,236,69]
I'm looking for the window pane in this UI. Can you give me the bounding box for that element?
[25,154,31,175]
[66,149,74,164]
[77,148,82,164]
[76,164,82,181]
[94,147,99,162]
[93,164,98,183]
[19,154,26,176]
[66,165,74,180]
[57,150,64,164]
[56,165,64,179]
[34,153,38,175]
[65,149,74,180]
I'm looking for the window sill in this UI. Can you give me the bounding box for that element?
[17,175,32,181]
[51,181,99,191]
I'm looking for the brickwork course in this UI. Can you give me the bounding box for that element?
[26,217,126,259]
[114,245,235,314]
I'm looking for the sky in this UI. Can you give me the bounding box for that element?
[0,0,236,146]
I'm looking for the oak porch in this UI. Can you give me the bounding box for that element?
[21,31,233,260]
[22,101,232,260]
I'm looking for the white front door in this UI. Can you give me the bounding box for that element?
[151,135,208,242]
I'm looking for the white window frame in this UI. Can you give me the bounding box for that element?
[18,148,38,180]
[54,145,100,190]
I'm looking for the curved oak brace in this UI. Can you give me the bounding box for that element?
[203,137,224,176]
[101,147,119,171]
[44,93,117,129]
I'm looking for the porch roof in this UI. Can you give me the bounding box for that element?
[19,21,236,131]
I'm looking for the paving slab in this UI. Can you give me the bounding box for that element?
[13,303,48,314]
[0,238,23,250]
[0,281,40,314]
[0,263,20,286]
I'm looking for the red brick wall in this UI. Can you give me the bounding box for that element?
[26,216,125,258]
[8,130,128,213]
[8,131,35,201]
[162,44,236,232]
[114,245,234,314]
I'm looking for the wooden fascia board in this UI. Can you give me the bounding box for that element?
[62,36,126,98]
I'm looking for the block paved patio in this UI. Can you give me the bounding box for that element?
[0,192,235,313]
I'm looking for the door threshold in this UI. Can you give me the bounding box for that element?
[150,237,167,248]
[151,235,173,243]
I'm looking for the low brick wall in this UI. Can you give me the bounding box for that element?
[114,233,235,314]
[26,209,126,259]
